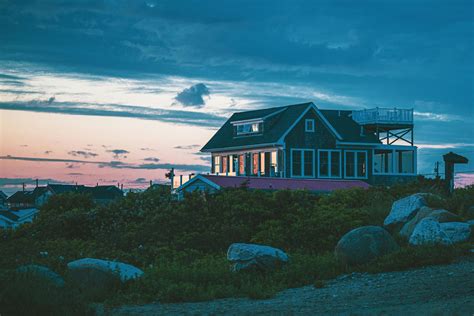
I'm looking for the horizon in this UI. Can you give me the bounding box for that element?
[1,0,473,195]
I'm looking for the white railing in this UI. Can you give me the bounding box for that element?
[352,108,413,125]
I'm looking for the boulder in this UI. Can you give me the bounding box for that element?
[440,222,471,244]
[335,226,399,266]
[399,208,460,239]
[67,258,144,299]
[409,217,452,246]
[384,194,427,231]
[16,264,65,288]
[399,206,433,238]
[227,243,289,272]
[429,209,461,223]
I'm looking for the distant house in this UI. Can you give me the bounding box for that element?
[0,191,8,208]
[201,102,417,186]
[0,208,39,229]
[34,184,123,206]
[176,174,370,199]
[7,191,36,210]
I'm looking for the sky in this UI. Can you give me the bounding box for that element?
[0,0,473,195]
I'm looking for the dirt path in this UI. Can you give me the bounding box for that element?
[112,256,474,315]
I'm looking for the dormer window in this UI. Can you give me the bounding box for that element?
[305,119,315,132]
[234,120,263,136]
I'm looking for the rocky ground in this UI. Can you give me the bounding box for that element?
[111,254,474,316]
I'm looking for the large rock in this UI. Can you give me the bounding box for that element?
[409,217,452,246]
[227,243,289,272]
[335,226,399,266]
[67,258,144,299]
[399,208,460,239]
[384,194,427,231]
[16,264,65,288]
[399,206,433,238]
[440,222,471,244]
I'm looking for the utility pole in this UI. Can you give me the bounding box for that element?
[434,161,440,180]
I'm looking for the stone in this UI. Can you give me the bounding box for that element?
[67,258,144,300]
[399,206,433,238]
[439,222,471,244]
[428,209,461,223]
[384,194,427,232]
[16,264,65,288]
[400,208,460,239]
[334,226,399,266]
[227,243,289,272]
[409,217,452,246]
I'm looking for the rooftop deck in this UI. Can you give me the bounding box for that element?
[352,108,413,126]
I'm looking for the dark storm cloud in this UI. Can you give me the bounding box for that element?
[174,83,210,107]
[0,101,225,127]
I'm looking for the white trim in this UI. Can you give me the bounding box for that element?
[305,119,315,132]
[336,141,380,147]
[372,147,417,176]
[201,143,282,153]
[176,174,221,192]
[290,148,316,178]
[317,149,342,179]
[231,118,264,125]
[344,150,368,179]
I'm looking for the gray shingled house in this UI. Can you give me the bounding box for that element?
[201,102,417,186]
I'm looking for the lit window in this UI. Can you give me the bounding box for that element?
[213,156,221,174]
[305,119,315,132]
[236,122,261,135]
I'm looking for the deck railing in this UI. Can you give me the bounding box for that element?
[352,107,413,125]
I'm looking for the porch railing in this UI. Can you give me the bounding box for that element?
[352,108,413,125]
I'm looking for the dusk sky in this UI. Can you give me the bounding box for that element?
[0,0,473,195]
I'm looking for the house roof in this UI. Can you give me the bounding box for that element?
[0,210,19,221]
[201,102,380,152]
[201,102,312,152]
[320,110,380,144]
[82,186,123,200]
[47,184,85,195]
[0,191,7,200]
[179,174,370,193]
[443,152,468,163]
[7,191,36,204]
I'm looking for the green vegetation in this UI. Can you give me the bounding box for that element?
[0,179,472,314]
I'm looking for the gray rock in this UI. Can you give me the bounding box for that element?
[335,226,399,266]
[67,258,144,300]
[429,209,461,223]
[384,194,427,231]
[409,217,452,246]
[227,243,289,272]
[440,222,471,244]
[400,208,460,239]
[16,264,65,288]
[399,206,433,238]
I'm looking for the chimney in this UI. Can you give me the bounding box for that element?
[35,179,39,188]
[149,180,153,187]
[22,183,25,192]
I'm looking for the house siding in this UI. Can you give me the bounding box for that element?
[284,109,337,178]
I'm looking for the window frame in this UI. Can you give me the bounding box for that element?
[305,119,315,132]
[290,148,315,178]
[373,147,417,176]
[344,150,368,179]
[318,149,342,179]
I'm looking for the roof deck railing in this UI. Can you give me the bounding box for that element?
[352,107,413,125]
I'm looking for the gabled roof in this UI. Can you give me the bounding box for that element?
[7,191,36,204]
[47,184,85,195]
[201,102,381,152]
[82,186,123,200]
[0,210,19,221]
[0,191,7,200]
[201,102,313,152]
[178,174,370,193]
[320,110,380,144]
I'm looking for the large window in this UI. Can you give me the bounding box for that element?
[252,153,259,175]
[318,150,341,178]
[291,149,314,177]
[238,155,245,175]
[374,148,415,175]
[221,156,228,174]
[345,150,367,178]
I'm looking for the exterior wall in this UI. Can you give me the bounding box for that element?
[370,174,417,186]
[284,109,337,178]
[178,179,219,200]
